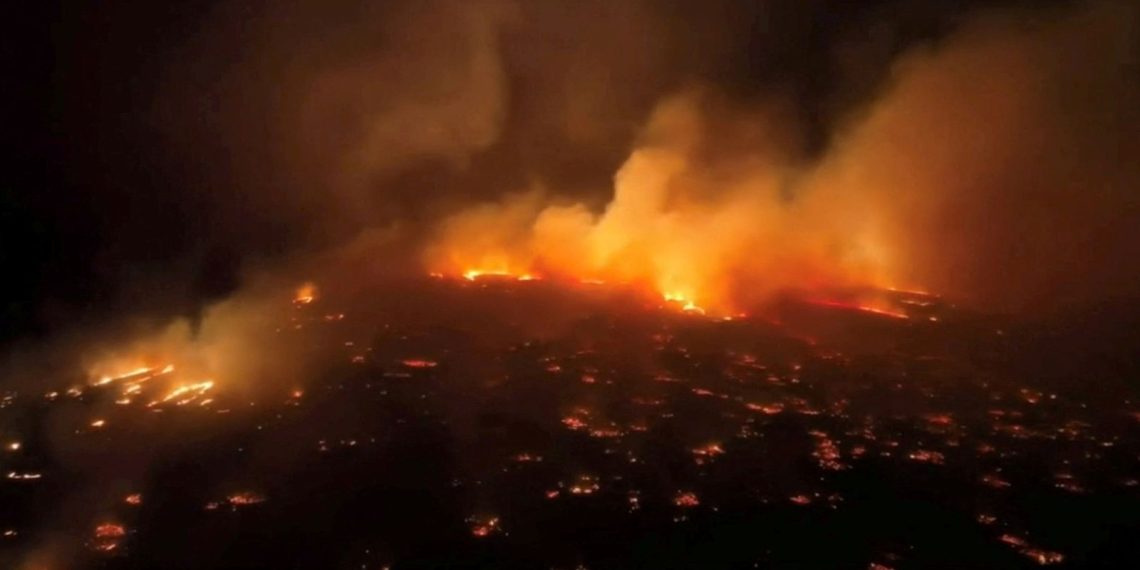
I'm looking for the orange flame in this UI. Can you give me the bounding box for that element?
[423,95,918,315]
[294,282,318,305]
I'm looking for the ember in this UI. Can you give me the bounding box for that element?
[468,516,502,538]
[673,492,700,507]
[8,1,1140,567]
[401,359,438,369]
[294,282,317,305]
[227,492,266,506]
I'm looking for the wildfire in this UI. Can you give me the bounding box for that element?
[461,269,538,282]
[663,292,706,315]
[567,475,601,495]
[789,494,813,505]
[148,380,214,407]
[91,522,127,554]
[468,516,502,538]
[294,282,318,305]
[673,491,700,507]
[94,524,126,539]
[419,95,940,317]
[692,442,725,459]
[805,299,909,320]
[227,492,266,506]
[91,364,174,387]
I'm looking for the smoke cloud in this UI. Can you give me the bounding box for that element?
[6,0,1140,374]
[426,0,1140,313]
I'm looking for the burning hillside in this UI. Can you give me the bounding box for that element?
[3,276,1140,568]
[5,0,1140,568]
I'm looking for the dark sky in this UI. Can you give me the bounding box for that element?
[3,0,1136,348]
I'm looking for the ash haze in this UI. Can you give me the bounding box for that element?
[3,3,1140,568]
[4,0,1139,374]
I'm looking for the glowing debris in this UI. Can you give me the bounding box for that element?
[1021,548,1064,565]
[227,492,266,506]
[568,475,600,495]
[789,495,813,505]
[691,443,725,458]
[673,492,700,507]
[746,402,785,415]
[1000,534,1028,548]
[907,450,945,465]
[998,535,1064,565]
[810,431,846,470]
[91,522,127,553]
[95,523,126,539]
[981,474,1012,489]
[468,515,502,537]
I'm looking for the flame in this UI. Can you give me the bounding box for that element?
[461,269,539,282]
[94,524,125,539]
[424,95,919,315]
[805,299,909,320]
[227,492,265,506]
[148,381,214,407]
[294,282,318,304]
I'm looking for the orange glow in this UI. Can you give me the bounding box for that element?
[1022,549,1064,565]
[92,366,152,386]
[90,363,174,387]
[94,523,126,539]
[692,443,725,457]
[469,516,501,537]
[227,492,266,506]
[294,282,318,305]
[422,95,924,316]
[673,492,700,507]
[663,292,706,315]
[804,299,909,320]
[148,381,214,408]
[789,494,812,505]
[460,268,540,282]
[746,402,784,415]
[401,359,439,369]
